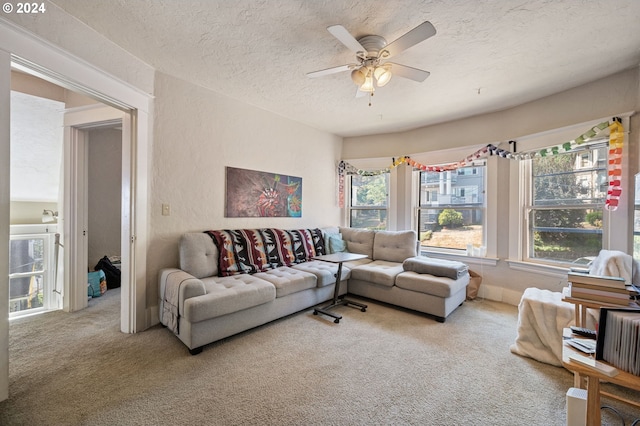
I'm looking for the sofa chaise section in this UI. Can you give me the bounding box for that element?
[340,227,469,322]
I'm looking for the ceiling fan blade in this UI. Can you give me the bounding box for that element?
[389,63,430,82]
[384,21,436,58]
[306,64,352,78]
[327,25,365,53]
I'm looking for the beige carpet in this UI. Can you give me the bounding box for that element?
[1,288,639,425]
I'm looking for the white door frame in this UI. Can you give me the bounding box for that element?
[0,22,152,332]
[63,106,125,314]
[63,124,88,312]
[1,47,11,403]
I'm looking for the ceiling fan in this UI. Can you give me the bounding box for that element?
[307,21,436,104]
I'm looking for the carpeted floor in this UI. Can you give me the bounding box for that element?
[1,288,639,425]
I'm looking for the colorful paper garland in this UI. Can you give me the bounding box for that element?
[337,119,624,208]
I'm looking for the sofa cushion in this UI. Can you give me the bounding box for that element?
[328,234,347,253]
[207,229,271,276]
[395,271,469,298]
[339,227,375,258]
[180,233,219,279]
[350,260,404,287]
[373,230,418,263]
[403,256,468,280]
[291,260,350,287]
[254,267,317,297]
[184,275,276,322]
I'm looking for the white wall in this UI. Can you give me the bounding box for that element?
[343,67,640,305]
[146,72,343,309]
[87,127,122,269]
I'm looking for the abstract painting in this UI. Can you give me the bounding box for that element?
[225,167,302,217]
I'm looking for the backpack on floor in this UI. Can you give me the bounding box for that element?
[87,270,107,297]
[94,256,121,289]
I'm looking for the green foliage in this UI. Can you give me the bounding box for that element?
[420,230,433,241]
[354,175,387,206]
[585,210,602,226]
[532,153,584,245]
[438,209,463,228]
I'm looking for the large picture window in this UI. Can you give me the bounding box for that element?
[349,174,389,230]
[417,161,486,251]
[526,143,607,264]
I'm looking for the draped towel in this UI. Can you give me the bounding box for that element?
[161,270,194,334]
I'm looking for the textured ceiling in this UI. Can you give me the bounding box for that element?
[50,0,640,137]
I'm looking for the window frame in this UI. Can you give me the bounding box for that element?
[416,160,488,254]
[521,140,609,266]
[347,173,390,230]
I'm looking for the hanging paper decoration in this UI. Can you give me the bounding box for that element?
[337,161,346,208]
[338,119,623,208]
[605,118,624,211]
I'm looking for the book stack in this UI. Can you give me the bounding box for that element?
[596,308,640,376]
[567,272,638,306]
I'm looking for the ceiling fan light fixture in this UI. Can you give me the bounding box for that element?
[374,64,392,87]
[359,73,375,93]
[350,68,366,86]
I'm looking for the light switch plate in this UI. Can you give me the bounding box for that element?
[162,204,170,216]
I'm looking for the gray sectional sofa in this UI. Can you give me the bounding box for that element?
[159,227,469,354]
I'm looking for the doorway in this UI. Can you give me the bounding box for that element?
[9,71,124,317]
[1,22,152,402]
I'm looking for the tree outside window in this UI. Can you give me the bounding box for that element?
[349,174,388,230]
[528,144,607,263]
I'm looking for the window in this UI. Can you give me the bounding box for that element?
[8,226,61,317]
[417,161,486,251]
[349,174,389,230]
[526,143,607,264]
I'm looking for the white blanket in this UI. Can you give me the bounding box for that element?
[589,249,632,284]
[510,288,576,367]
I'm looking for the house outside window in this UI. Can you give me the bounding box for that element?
[349,174,389,230]
[525,143,607,264]
[417,161,486,251]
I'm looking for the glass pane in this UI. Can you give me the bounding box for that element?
[9,274,44,313]
[533,147,607,206]
[418,163,485,251]
[9,238,44,274]
[419,165,485,207]
[418,208,484,250]
[350,209,387,230]
[529,208,602,262]
[351,174,388,207]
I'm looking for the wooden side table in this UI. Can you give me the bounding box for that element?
[562,329,640,426]
[562,290,639,328]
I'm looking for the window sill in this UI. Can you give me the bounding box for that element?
[421,249,499,267]
[506,259,569,278]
